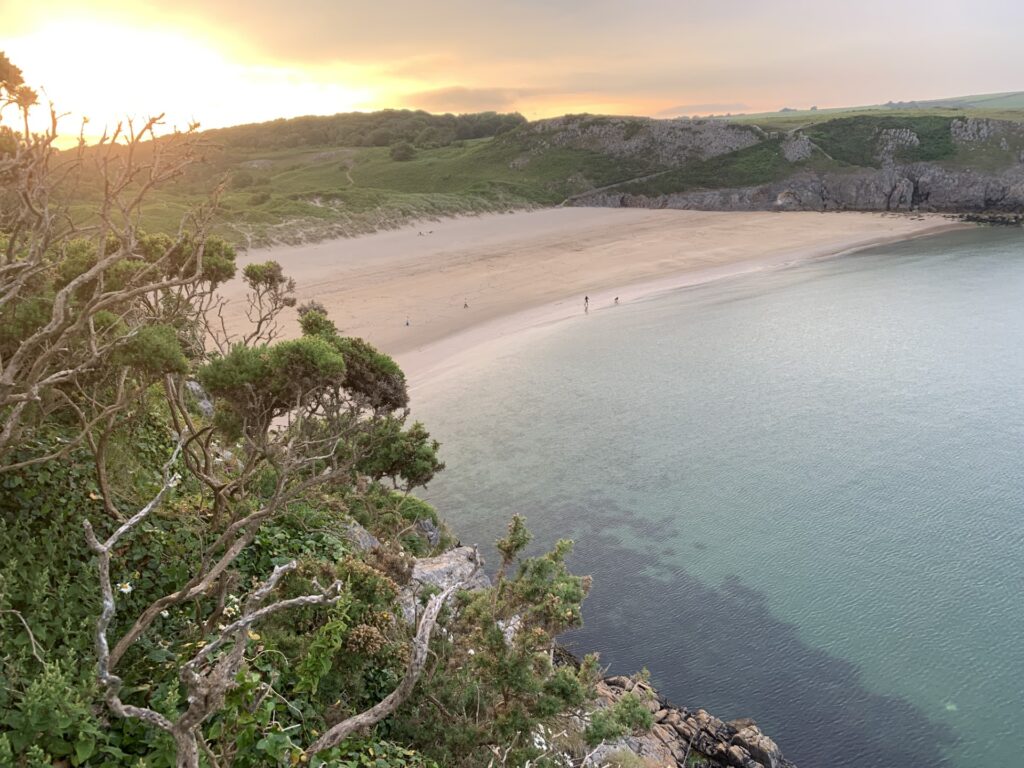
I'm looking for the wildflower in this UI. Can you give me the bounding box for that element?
[168,472,182,488]
[160,609,170,618]
[117,582,133,594]
[467,648,475,656]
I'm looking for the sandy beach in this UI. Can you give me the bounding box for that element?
[220,209,965,385]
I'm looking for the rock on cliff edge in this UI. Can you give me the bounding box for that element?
[585,676,795,768]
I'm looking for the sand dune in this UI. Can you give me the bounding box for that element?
[218,209,964,384]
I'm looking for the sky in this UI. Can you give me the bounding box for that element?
[3,0,1024,138]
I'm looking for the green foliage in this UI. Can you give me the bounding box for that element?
[585,693,655,746]
[600,748,649,768]
[296,309,408,411]
[0,663,104,764]
[112,325,189,376]
[199,337,347,435]
[807,116,956,167]
[331,337,408,411]
[618,139,813,196]
[0,50,25,90]
[231,169,255,189]
[204,109,526,151]
[296,604,351,695]
[299,309,339,338]
[312,737,439,768]
[356,419,443,491]
[0,418,202,766]
[496,514,531,565]
[243,259,289,291]
[389,141,416,161]
[390,520,596,765]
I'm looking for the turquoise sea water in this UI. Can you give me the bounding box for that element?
[412,227,1024,768]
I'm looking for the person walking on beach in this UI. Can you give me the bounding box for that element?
[614,296,619,305]
[464,299,469,309]
[584,295,589,313]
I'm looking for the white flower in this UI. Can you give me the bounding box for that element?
[168,472,182,488]
[117,582,133,594]
[160,609,170,619]
[467,648,475,656]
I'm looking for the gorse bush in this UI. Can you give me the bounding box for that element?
[585,693,655,746]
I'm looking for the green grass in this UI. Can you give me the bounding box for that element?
[87,130,649,245]
[732,105,1024,132]
[806,116,956,167]
[611,139,833,196]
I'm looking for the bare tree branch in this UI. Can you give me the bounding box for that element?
[307,581,462,756]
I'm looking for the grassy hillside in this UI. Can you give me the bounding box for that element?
[67,117,648,246]
[730,91,1024,131]
[63,102,1024,244]
[614,139,832,197]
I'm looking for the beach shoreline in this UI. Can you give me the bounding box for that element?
[221,209,968,389]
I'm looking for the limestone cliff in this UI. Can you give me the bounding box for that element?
[567,116,1024,215]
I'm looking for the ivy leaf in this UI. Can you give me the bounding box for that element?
[73,736,95,764]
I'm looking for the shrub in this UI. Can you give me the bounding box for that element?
[389,141,416,161]
[230,169,254,188]
[585,693,655,746]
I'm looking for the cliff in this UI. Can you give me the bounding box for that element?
[567,117,1024,214]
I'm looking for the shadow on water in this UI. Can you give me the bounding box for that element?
[523,500,956,768]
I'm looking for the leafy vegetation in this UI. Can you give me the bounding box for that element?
[205,109,526,151]
[0,56,631,768]
[584,693,655,746]
[613,139,826,196]
[805,116,956,167]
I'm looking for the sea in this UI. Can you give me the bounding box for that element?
[411,226,1024,768]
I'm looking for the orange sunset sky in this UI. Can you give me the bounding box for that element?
[3,0,1024,136]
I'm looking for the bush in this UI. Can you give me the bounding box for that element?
[585,693,655,746]
[389,141,416,161]
[230,169,254,188]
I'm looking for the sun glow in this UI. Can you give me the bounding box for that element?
[2,16,387,143]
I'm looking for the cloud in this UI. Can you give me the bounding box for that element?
[656,102,750,117]
[404,86,552,113]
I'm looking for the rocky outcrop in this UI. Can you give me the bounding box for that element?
[951,117,1024,150]
[577,164,1024,214]
[399,546,491,623]
[780,134,813,163]
[523,115,763,167]
[341,519,381,551]
[586,676,795,768]
[876,128,919,167]
[185,380,215,418]
[392,546,795,765]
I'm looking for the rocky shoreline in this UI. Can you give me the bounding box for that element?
[389,542,797,768]
[588,675,793,768]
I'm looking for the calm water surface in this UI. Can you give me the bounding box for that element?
[412,228,1024,768]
